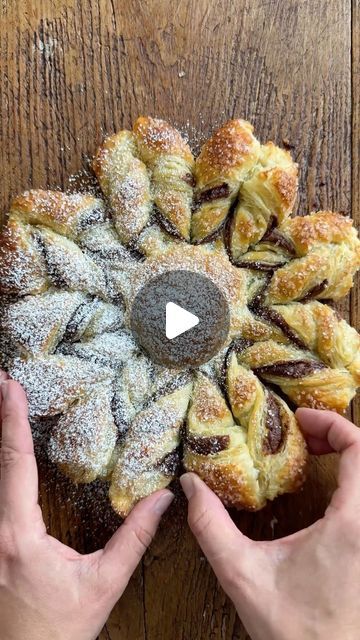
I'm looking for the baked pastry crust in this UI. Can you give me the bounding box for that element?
[1,117,360,517]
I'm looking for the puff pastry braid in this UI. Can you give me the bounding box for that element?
[1,116,360,517]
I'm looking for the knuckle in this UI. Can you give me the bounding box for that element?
[132,525,153,552]
[0,445,20,470]
[123,520,154,556]
[189,507,212,539]
[0,526,16,560]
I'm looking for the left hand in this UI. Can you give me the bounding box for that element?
[0,371,174,640]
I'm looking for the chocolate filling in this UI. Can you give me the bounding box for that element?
[263,392,284,454]
[151,372,193,404]
[191,214,228,245]
[219,338,255,407]
[36,236,69,289]
[224,211,295,266]
[104,272,126,304]
[234,260,287,271]
[111,394,131,435]
[78,207,106,230]
[91,242,143,262]
[157,447,181,476]
[254,359,326,379]
[265,215,277,234]
[182,173,196,187]
[154,208,187,242]
[228,337,254,359]
[63,301,98,342]
[252,306,308,350]
[301,280,328,302]
[248,276,309,350]
[197,183,230,204]
[186,434,230,455]
[223,205,235,259]
[248,274,273,311]
[262,227,296,256]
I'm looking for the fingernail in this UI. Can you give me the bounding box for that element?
[180,473,196,500]
[153,491,174,515]
[0,380,9,400]
[0,371,8,384]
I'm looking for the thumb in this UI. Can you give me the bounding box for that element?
[296,408,360,511]
[0,378,39,523]
[98,489,174,597]
[180,473,251,582]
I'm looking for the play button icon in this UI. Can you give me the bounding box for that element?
[166,302,199,339]
[130,270,230,368]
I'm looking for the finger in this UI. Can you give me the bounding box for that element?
[0,380,39,520]
[99,489,174,594]
[180,473,251,581]
[304,435,334,455]
[296,408,360,508]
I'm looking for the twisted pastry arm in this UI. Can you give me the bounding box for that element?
[59,331,137,369]
[0,289,124,360]
[236,339,357,411]
[92,131,152,244]
[109,380,192,517]
[183,372,263,509]
[48,383,117,483]
[191,119,260,243]
[63,298,124,342]
[0,291,87,357]
[7,355,113,418]
[264,211,360,303]
[94,117,194,243]
[133,116,194,241]
[226,353,306,503]
[183,367,306,510]
[0,191,109,297]
[9,190,106,239]
[36,227,108,298]
[0,215,49,295]
[79,221,140,264]
[269,301,360,382]
[229,142,298,259]
[111,353,154,435]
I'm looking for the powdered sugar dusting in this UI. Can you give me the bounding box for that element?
[48,383,117,482]
[8,355,113,418]
[0,116,358,520]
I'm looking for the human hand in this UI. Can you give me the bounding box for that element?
[0,372,174,640]
[181,408,360,640]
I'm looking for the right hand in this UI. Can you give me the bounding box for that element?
[181,409,360,640]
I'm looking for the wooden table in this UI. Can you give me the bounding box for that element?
[0,1,359,638]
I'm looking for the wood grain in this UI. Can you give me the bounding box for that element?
[352,0,360,426]
[0,1,358,638]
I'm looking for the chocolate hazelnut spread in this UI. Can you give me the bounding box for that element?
[254,359,326,379]
[186,434,230,455]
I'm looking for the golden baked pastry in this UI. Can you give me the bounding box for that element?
[1,116,359,518]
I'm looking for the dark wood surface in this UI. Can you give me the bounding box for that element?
[0,1,358,638]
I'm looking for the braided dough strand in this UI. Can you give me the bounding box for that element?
[110,382,192,517]
[237,340,357,412]
[266,211,360,303]
[184,367,306,510]
[191,119,261,244]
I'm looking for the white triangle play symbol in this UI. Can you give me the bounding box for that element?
[165,302,199,340]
